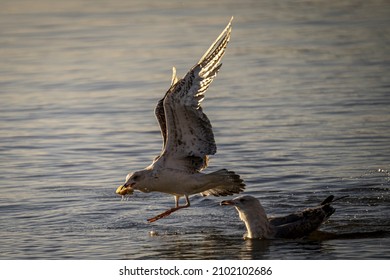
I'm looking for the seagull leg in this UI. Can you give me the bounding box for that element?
[147,195,190,223]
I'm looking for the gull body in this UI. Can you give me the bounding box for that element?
[124,168,241,197]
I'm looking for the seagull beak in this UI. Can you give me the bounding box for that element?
[115,185,134,196]
[220,199,235,206]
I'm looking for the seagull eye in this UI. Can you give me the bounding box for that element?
[132,175,139,181]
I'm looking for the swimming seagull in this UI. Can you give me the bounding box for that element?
[221,195,347,239]
[116,17,245,222]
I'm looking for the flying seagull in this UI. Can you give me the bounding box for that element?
[221,195,347,239]
[116,17,245,222]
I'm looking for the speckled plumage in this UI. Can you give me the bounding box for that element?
[116,17,245,222]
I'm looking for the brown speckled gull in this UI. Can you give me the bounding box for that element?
[221,195,347,239]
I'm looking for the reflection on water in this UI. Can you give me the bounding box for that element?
[0,0,389,259]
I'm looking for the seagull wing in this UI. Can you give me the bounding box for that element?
[271,203,335,239]
[272,208,328,239]
[153,17,233,173]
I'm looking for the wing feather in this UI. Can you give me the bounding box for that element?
[154,67,179,153]
[154,18,233,172]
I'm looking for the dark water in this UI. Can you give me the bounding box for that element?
[0,0,389,259]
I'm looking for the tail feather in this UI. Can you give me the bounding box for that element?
[320,195,349,220]
[320,195,349,205]
[320,195,335,205]
[201,168,245,197]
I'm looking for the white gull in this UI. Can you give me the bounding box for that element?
[116,17,245,222]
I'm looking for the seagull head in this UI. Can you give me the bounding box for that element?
[221,195,272,239]
[221,195,262,211]
[115,170,149,197]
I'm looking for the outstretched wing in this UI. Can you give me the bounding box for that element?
[154,17,233,173]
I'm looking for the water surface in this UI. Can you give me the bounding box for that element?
[0,0,389,259]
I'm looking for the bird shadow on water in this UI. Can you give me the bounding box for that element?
[308,229,390,241]
[238,229,390,260]
[119,228,390,260]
